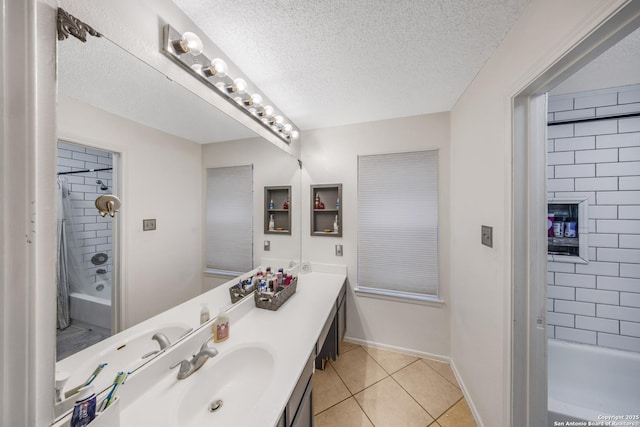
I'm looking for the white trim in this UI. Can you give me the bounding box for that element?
[354,287,444,307]
[203,268,243,277]
[450,359,484,427]
[343,336,449,362]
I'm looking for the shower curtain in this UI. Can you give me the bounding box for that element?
[56,177,90,329]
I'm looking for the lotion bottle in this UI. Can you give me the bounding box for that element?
[213,310,229,343]
[268,214,275,231]
[200,303,210,325]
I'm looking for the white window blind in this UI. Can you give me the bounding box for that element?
[206,165,253,273]
[357,150,439,298]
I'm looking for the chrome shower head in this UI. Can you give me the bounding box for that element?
[96,179,108,191]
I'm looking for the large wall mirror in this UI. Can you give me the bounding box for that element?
[55,27,301,415]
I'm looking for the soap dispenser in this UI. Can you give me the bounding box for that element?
[200,303,210,325]
[213,309,229,343]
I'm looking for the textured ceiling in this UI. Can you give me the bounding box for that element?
[58,35,257,144]
[173,0,531,130]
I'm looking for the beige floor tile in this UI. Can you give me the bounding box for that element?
[363,346,419,374]
[341,340,360,353]
[314,397,374,427]
[421,358,460,388]
[330,347,388,394]
[393,360,463,419]
[312,363,351,414]
[354,376,434,427]
[437,398,477,427]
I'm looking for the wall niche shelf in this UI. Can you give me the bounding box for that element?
[310,184,342,237]
[265,186,291,235]
[547,198,589,264]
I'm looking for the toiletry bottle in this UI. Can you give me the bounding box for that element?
[269,199,274,209]
[200,303,210,325]
[283,199,289,210]
[333,215,339,233]
[336,197,340,209]
[269,214,275,231]
[70,385,96,427]
[315,193,320,209]
[213,310,229,343]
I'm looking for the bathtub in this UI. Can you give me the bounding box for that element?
[548,338,640,424]
[69,281,111,330]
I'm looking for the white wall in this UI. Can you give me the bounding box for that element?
[201,136,301,292]
[301,113,451,358]
[449,1,628,426]
[58,96,202,327]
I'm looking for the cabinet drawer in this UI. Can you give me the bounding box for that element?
[286,350,314,426]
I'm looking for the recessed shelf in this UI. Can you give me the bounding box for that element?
[311,184,342,237]
[265,186,291,235]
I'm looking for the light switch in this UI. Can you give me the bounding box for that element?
[143,219,156,231]
[481,225,493,248]
[335,244,343,256]
[264,240,270,251]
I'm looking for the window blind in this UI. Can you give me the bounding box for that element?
[357,150,438,297]
[206,165,253,273]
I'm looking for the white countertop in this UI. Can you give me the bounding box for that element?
[115,270,346,427]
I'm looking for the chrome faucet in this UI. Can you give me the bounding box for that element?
[141,332,173,359]
[170,335,219,380]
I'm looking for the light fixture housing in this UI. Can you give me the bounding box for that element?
[161,25,300,144]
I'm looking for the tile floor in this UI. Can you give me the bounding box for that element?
[313,342,477,427]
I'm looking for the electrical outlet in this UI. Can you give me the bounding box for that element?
[335,244,343,256]
[264,240,270,251]
[481,225,493,247]
[143,219,156,231]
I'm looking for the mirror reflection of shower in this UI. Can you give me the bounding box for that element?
[56,141,117,361]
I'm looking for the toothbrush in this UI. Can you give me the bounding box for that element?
[64,362,108,398]
[100,371,128,411]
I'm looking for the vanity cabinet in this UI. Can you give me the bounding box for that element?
[315,282,347,370]
[310,184,342,237]
[280,350,314,427]
[265,186,292,235]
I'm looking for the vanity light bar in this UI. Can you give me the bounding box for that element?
[161,25,300,143]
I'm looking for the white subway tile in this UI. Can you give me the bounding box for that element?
[620,147,640,161]
[548,262,576,273]
[621,292,640,308]
[619,117,640,133]
[84,237,107,246]
[85,147,111,157]
[58,157,86,169]
[590,219,596,234]
[620,264,640,279]
[74,231,96,240]
[575,119,617,137]
[620,321,640,338]
[598,276,640,292]
[547,166,555,179]
[555,164,595,178]
[58,142,86,153]
[553,136,595,152]
[58,149,73,159]
[548,285,575,300]
[547,298,554,311]
[548,113,555,123]
[575,315,619,334]
[547,326,555,339]
[597,192,640,206]
[588,247,597,261]
[574,92,618,109]
[548,151,574,165]
[597,304,640,322]
[575,177,618,191]
[84,222,108,231]
[620,235,640,249]
[554,108,595,121]
[556,326,597,345]
[71,152,98,163]
[576,261,619,276]
[597,219,640,234]
[589,233,618,248]
[74,216,96,224]
[547,312,575,327]
[596,133,640,149]
[554,191,596,205]
[548,124,575,139]
[576,288,619,305]
[596,102,640,116]
[96,230,111,238]
[620,177,640,191]
[597,161,640,177]
[574,148,618,164]
[597,247,640,263]
[548,98,574,113]
[547,271,555,285]
[589,206,618,219]
[548,179,574,192]
[598,332,640,352]
[555,300,595,316]
[619,206,640,219]
[619,88,640,104]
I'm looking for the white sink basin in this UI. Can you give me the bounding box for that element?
[121,344,275,427]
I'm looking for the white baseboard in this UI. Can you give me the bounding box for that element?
[343,336,450,363]
[449,359,484,427]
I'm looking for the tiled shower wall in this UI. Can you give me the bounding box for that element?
[546,84,640,353]
[57,142,113,289]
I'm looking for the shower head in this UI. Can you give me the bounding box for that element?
[96,179,108,191]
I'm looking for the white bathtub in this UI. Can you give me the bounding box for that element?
[69,291,111,331]
[548,338,640,424]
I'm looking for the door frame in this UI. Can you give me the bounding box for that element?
[511,2,640,425]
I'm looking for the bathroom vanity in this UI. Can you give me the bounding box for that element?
[53,266,347,427]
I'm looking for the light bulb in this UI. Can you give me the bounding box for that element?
[291,130,300,140]
[215,82,227,92]
[202,58,228,78]
[174,32,203,56]
[274,115,284,127]
[259,105,274,118]
[244,93,263,107]
[248,107,257,115]
[191,63,204,75]
[233,96,243,104]
[228,78,247,94]
[283,123,293,135]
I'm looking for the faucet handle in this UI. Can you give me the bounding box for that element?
[152,332,172,350]
[200,334,216,352]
